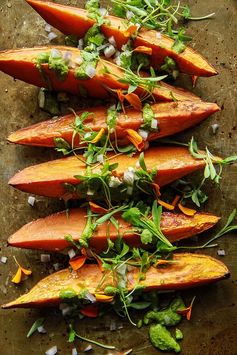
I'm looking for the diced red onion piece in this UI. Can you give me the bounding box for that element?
[84,345,92,352]
[78,39,84,49]
[114,50,121,58]
[75,56,83,65]
[63,51,72,63]
[109,320,117,331]
[217,249,226,256]
[151,119,158,129]
[61,305,73,316]
[85,65,96,78]
[38,325,47,334]
[84,292,96,303]
[98,7,108,16]
[104,45,116,58]
[135,160,140,168]
[156,32,162,39]
[45,345,57,355]
[45,24,52,33]
[138,129,149,140]
[48,32,58,42]
[50,48,61,58]
[114,56,121,66]
[53,263,60,271]
[108,36,117,47]
[97,44,108,51]
[97,154,104,164]
[211,123,219,134]
[40,254,50,263]
[126,10,133,20]
[87,188,94,196]
[84,132,93,139]
[68,248,76,259]
[127,273,134,283]
[72,348,78,355]
[1,256,8,264]
[28,196,36,206]
[109,176,122,188]
[117,264,127,276]
[123,170,135,185]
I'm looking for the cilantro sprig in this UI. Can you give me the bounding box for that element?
[112,0,215,41]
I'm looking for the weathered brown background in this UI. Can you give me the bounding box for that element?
[0,0,237,354]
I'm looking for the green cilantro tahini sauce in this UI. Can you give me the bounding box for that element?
[149,324,181,353]
[35,49,69,80]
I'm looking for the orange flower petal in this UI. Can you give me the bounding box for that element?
[125,129,144,151]
[178,203,197,216]
[125,92,142,111]
[157,199,175,211]
[12,257,32,283]
[93,253,105,272]
[151,183,161,197]
[171,195,181,207]
[89,202,108,214]
[95,294,114,303]
[90,128,105,144]
[134,46,152,55]
[191,75,198,88]
[117,89,125,103]
[80,304,99,318]
[123,25,137,38]
[69,255,87,271]
[177,296,196,320]
[11,267,22,284]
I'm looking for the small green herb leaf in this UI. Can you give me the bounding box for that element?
[27,318,45,338]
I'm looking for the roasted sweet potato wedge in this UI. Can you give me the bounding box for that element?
[8,208,220,252]
[0,46,200,102]
[8,146,210,198]
[8,101,220,147]
[26,0,217,77]
[2,253,229,309]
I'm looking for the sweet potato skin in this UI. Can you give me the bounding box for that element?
[0,46,200,102]
[8,208,220,252]
[26,0,217,77]
[8,146,207,198]
[2,253,229,309]
[8,101,220,147]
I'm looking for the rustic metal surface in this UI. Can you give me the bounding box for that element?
[0,0,237,354]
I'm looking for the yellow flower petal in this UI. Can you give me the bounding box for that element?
[126,129,144,151]
[95,294,114,303]
[11,267,22,284]
[90,128,105,144]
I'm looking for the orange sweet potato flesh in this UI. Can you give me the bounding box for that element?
[8,146,209,198]
[0,46,200,102]
[26,0,217,77]
[2,253,229,308]
[8,208,220,252]
[8,101,220,147]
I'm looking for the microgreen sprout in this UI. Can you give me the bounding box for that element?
[112,0,215,41]
[68,323,115,350]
